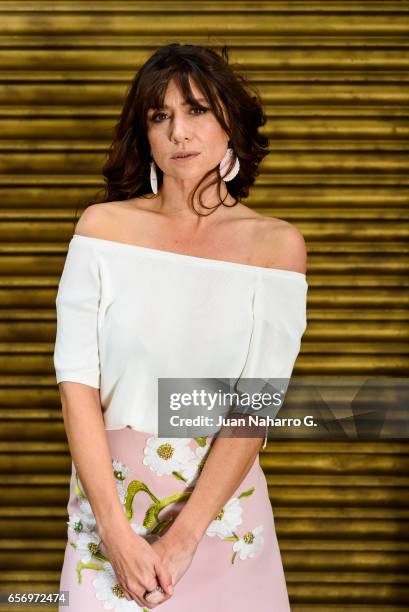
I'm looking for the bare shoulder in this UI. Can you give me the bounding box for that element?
[255,216,307,274]
[74,201,122,238]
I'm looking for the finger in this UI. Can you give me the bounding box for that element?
[154,560,174,596]
[144,590,167,605]
[124,585,146,608]
[140,576,164,608]
[118,583,135,602]
[132,592,147,608]
[146,589,172,606]
[111,568,145,605]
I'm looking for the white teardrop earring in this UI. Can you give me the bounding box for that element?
[150,159,158,194]
[219,147,240,182]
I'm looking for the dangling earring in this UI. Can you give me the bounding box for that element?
[150,158,158,194]
[219,147,240,182]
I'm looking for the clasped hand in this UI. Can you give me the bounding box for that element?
[101,522,198,609]
[144,530,199,608]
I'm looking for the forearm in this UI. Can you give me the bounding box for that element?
[59,382,129,537]
[168,435,263,546]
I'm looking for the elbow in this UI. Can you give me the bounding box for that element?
[58,380,101,409]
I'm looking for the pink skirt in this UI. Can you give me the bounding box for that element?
[59,428,291,611]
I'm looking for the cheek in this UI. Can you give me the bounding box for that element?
[205,127,228,159]
[147,130,161,148]
[148,133,168,161]
[205,120,229,147]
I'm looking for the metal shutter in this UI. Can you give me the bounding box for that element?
[0,2,407,610]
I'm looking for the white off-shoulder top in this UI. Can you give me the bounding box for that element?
[53,234,308,449]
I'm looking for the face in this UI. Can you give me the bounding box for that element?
[146,77,230,184]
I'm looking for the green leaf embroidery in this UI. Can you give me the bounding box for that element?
[223,535,239,542]
[172,470,188,482]
[143,491,191,530]
[231,551,237,565]
[76,560,104,584]
[238,487,255,499]
[124,480,159,521]
[93,550,109,563]
[143,504,158,530]
[74,473,87,499]
[195,437,207,447]
[151,518,174,535]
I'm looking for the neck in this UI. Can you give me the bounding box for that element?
[154,176,235,219]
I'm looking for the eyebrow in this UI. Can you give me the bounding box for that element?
[150,97,208,110]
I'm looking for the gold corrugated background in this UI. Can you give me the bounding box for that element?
[0,1,408,610]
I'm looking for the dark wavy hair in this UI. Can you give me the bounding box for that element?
[75,42,269,222]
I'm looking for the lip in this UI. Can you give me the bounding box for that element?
[171,152,201,160]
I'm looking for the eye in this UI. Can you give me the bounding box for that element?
[150,106,209,123]
[151,112,167,123]
[191,106,208,115]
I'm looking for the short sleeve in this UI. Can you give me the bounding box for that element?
[53,237,101,389]
[236,272,308,449]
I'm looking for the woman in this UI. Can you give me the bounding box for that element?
[53,43,308,611]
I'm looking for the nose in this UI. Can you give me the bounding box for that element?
[169,112,191,143]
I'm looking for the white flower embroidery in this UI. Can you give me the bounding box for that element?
[67,513,84,534]
[232,525,264,560]
[111,459,129,505]
[78,496,91,514]
[130,521,161,545]
[130,522,149,537]
[93,561,142,610]
[181,442,211,485]
[112,459,130,482]
[76,531,102,563]
[116,481,127,505]
[78,496,97,532]
[143,437,195,477]
[206,496,243,539]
